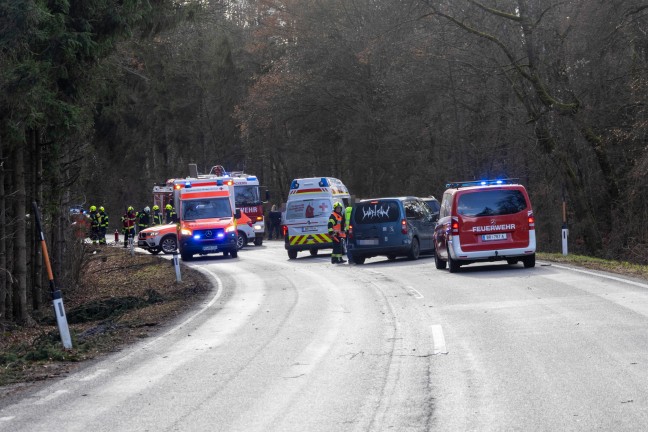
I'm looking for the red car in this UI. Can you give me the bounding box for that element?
[433,179,536,272]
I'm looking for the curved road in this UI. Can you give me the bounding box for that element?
[2,242,648,431]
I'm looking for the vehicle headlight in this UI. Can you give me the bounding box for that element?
[181,228,192,236]
[225,225,236,233]
[254,224,263,231]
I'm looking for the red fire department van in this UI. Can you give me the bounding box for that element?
[433,179,536,272]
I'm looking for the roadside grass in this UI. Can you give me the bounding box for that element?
[0,246,210,394]
[537,252,648,281]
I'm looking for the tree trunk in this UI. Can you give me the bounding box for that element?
[13,140,28,323]
[32,131,43,311]
[0,138,6,320]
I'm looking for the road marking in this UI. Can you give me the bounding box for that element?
[0,417,15,421]
[549,263,648,289]
[431,325,448,355]
[405,285,424,299]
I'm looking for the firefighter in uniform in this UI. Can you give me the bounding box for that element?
[137,206,151,232]
[121,206,137,248]
[151,205,163,226]
[165,204,177,224]
[98,206,108,245]
[328,202,347,264]
[89,205,100,245]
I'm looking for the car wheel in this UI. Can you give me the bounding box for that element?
[506,258,519,265]
[288,250,298,259]
[407,238,420,260]
[180,251,192,261]
[352,255,365,265]
[237,231,247,250]
[447,247,460,273]
[523,253,536,268]
[310,249,318,256]
[254,237,263,246]
[434,250,446,270]
[230,249,238,258]
[223,250,229,257]
[387,255,397,261]
[160,235,177,254]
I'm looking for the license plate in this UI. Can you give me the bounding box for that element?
[358,239,379,246]
[202,245,219,251]
[482,233,507,241]
[302,226,318,232]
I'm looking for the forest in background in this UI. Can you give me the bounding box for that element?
[2,0,648,324]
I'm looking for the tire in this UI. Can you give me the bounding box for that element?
[236,231,247,250]
[523,253,536,268]
[506,258,519,265]
[223,251,229,257]
[407,238,420,260]
[230,249,238,258]
[434,250,447,270]
[254,237,263,246]
[387,255,397,261]
[160,235,177,254]
[447,247,460,273]
[180,251,193,261]
[288,249,298,259]
[309,249,319,256]
[352,255,365,265]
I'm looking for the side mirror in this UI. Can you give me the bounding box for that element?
[235,209,242,219]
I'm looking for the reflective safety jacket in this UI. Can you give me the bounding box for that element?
[98,211,109,228]
[137,211,150,229]
[121,211,137,233]
[152,211,163,226]
[328,210,346,239]
[165,208,177,224]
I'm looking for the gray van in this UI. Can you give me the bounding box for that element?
[347,197,436,264]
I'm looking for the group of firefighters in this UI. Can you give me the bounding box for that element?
[87,204,177,247]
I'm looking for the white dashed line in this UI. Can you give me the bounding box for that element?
[431,325,448,355]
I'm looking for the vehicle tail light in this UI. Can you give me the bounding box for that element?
[528,211,535,229]
[348,224,353,239]
[282,225,288,236]
[256,216,263,221]
[451,216,459,234]
[401,219,408,234]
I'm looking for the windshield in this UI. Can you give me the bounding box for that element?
[457,190,527,217]
[182,198,232,221]
[285,199,331,220]
[235,185,261,206]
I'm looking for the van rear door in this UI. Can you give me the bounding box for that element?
[352,200,402,247]
[455,187,531,252]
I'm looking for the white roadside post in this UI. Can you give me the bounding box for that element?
[33,202,73,349]
[562,189,569,256]
[172,251,182,282]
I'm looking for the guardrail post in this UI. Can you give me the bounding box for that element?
[173,252,182,282]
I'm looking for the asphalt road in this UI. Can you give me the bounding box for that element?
[2,242,648,431]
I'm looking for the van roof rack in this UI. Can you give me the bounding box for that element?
[446,178,519,189]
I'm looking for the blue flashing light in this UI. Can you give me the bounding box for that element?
[290,180,299,190]
[185,181,192,188]
[216,179,223,186]
[246,176,257,181]
[193,234,201,240]
[318,178,330,187]
[445,178,519,189]
[217,233,225,239]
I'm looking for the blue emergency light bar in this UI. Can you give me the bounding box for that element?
[185,181,192,188]
[290,180,300,189]
[445,178,519,188]
[247,176,257,181]
[318,178,330,187]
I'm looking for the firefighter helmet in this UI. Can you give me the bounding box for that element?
[89,205,97,212]
[153,205,159,211]
[99,206,104,212]
[166,204,173,210]
[333,202,343,210]
[144,206,150,213]
[127,206,134,212]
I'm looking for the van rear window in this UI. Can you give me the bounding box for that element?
[285,199,330,220]
[457,190,527,217]
[354,201,400,224]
